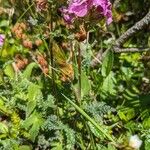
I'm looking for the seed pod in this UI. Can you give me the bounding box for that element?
[23,39,33,49]
[20,22,26,30]
[35,39,43,46]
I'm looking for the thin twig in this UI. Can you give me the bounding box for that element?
[113,47,150,53]
[90,50,103,68]
[90,11,150,67]
[77,45,81,101]
[90,47,150,67]
[114,11,150,47]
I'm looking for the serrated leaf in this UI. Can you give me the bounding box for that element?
[0,70,3,84]
[88,122,104,139]
[101,49,114,77]
[51,142,63,150]
[0,122,8,134]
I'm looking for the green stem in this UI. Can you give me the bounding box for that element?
[78,46,81,101]
[62,94,117,146]
[49,6,56,96]
[85,121,96,150]
[25,0,35,18]
[17,3,34,23]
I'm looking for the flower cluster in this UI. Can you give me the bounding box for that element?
[37,54,49,74]
[61,0,112,24]
[0,34,5,47]
[12,22,43,49]
[13,54,28,72]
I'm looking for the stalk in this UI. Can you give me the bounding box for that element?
[62,94,117,146]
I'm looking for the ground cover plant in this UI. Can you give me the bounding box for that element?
[0,0,150,149]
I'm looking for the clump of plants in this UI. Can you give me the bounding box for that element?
[0,0,150,149]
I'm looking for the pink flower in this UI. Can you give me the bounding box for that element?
[0,34,5,47]
[61,0,112,24]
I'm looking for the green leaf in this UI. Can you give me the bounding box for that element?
[148,36,150,47]
[0,20,9,27]
[0,101,9,115]
[81,71,91,98]
[0,70,3,84]
[118,108,135,121]
[51,142,63,150]
[19,145,32,150]
[143,117,150,129]
[118,111,127,121]
[3,64,15,79]
[0,122,8,134]
[27,83,41,117]
[107,144,117,150]
[62,94,117,145]
[101,72,116,97]
[73,70,91,99]
[22,111,44,142]
[0,98,4,106]
[23,62,37,79]
[88,122,104,139]
[145,139,150,150]
[101,49,114,77]
[125,89,138,98]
